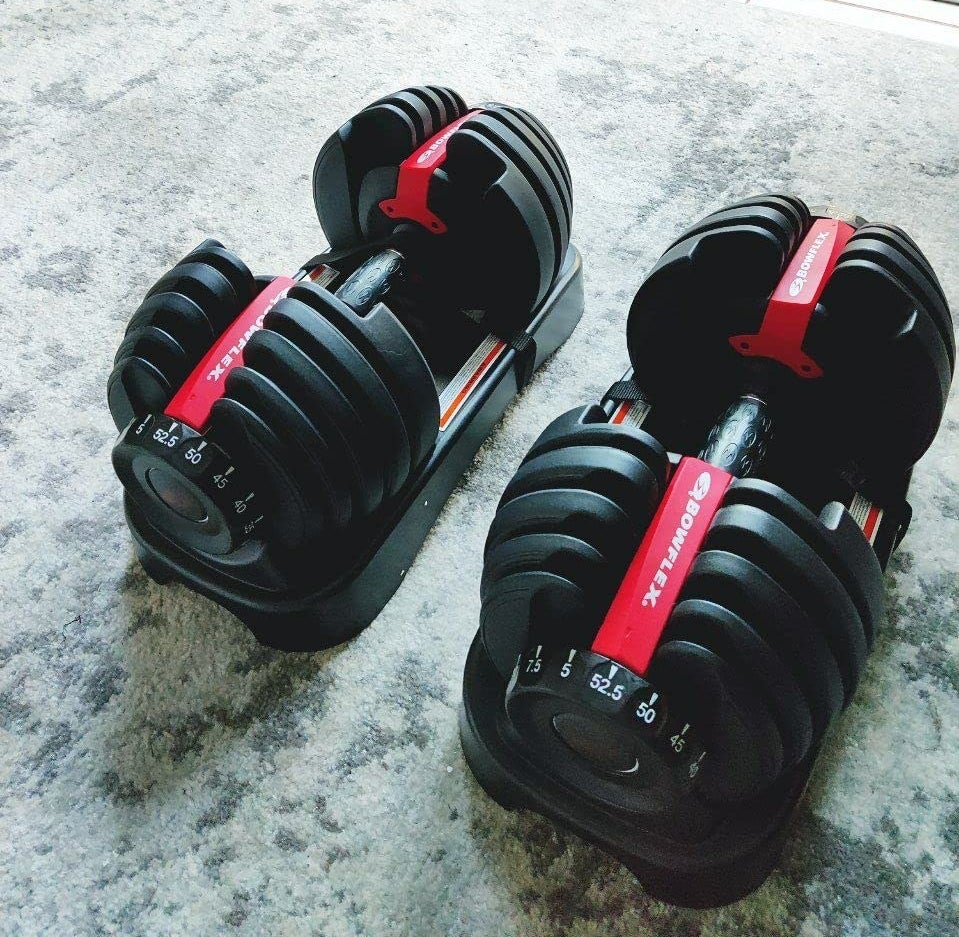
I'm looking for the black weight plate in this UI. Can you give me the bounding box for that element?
[360,97,419,146]
[514,107,573,216]
[681,549,843,742]
[462,112,565,282]
[842,232,954,367]
[494,106,572,227]
[648,639,783,803]
[115,325,191,387]
[650,224,787,295]
[665,598,813,768]
[288,282,438,470]
[179,240,256,311]
[244,328,383,516]
[494,106,571,272]
[208,397,307,551]
[127,291,216,360]
[265,297,410,497]
[107,356,172,430]
[146,262,240,333]
[406,86,446,131]
[715,194,810,237]
[481,532,609,602]
[486,105,571,236]
[513,107,572,203]
[480,569,595,680]
[427,85,468,121]
[853,226,948,312]
[373,89,436,142]
[500,446,661,530]
[704,504,867,701]
[817,258,951,472]
[225,366,350,531]
[242,331,370,508]
[313,94,424,248]
[626,224,789,421]
[665,205,798,259]
[524,405,669,497]
[727,504,869,696]
[486,488,635,565]
[869,223,947,304]
[724,479,884,647]
[443,125,556,327]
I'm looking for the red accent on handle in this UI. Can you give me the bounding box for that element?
[164,276,297,431]
[591,458,733,675]
[378,110,480,234]
[729,217,855,379]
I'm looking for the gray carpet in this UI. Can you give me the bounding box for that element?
[1,1,958,934]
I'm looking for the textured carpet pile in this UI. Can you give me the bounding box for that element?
[0,1,957,934]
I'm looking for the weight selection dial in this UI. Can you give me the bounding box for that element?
[505,645,706,814]
[112,413,267,555]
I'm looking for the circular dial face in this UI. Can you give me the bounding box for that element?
[112,413,267,555]
[505,644,706,815]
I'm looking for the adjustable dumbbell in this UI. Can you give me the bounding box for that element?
[461,195,953,906]
[108,86,582,647]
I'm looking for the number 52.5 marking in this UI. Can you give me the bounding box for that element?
[589,673,625,700]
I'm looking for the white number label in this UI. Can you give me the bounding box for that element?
[233,499,248,515]
[213,474,228,489]
[560,662,572,678]
[689,753,705,779]
[152,428,178,448]
[184,447,202,465]
[636,701,657,724]
[636,692,659,725]
[670,724,690,753]
[589,673,625,700]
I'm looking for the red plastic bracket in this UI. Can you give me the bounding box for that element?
[164,276,297,431]
[591,458,732,675]
[378,110,480,234]
[729,217,855,379]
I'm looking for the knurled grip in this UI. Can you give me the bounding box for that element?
[333,249,405,316]
[698,396,772,479]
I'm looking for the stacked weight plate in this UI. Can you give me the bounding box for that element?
[108,240,257,431]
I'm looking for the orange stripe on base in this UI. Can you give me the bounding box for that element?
[611,402,632,425]
[439,340,506,430]
[862,505,882,545]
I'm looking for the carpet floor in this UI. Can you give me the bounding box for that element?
[1,1,957,934]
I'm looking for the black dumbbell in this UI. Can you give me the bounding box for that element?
[108,86,580,645]
[461,195,953,906]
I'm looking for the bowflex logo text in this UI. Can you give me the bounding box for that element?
[206,288,291,382]
[788,229,831,296]
[416,123,460,165]
[642,471,712,608]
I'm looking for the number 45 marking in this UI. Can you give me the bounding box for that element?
[670,724,690,753]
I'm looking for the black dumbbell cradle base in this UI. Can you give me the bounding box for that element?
[460,632,817,909]
[125,246,584,650]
